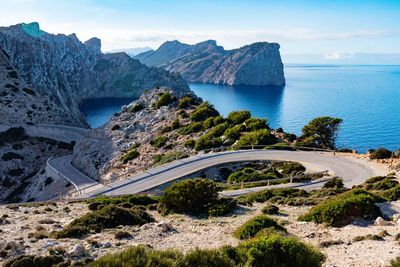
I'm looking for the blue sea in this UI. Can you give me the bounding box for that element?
[82,65,400,152]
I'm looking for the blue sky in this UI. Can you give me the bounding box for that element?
[0,0,399,62]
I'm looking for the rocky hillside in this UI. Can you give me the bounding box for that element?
[0,48,77,125]
[135,40,285,86]
[72,88,293,183]
[0,22,190,127]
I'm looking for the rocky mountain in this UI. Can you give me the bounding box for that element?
[0,22,190,127]
[0,48,77,125]
[135,40,285,87]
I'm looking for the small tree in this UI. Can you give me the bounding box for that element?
[301,117,343,150]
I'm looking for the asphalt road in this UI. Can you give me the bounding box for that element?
[68,149,385,198]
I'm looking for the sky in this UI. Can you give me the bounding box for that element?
[0,0,399,63]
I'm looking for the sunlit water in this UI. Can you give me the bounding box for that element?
[82,65,400,152]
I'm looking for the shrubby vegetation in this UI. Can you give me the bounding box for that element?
[52,205,153,238]
[130,103,145,113]
[88,194,158,211]
[234,215,286,239]
[244,118,269,131]
[235,129,276,148]
[261,204,279,215]
[227,111,251,125]
[190,102,219,122]
[369,147,393,159]
[121,149,140,163]
[178,122,203,135]
[90,234,325,267]
[178,95,198,109]
[298,116,343,150]
[158,178,236,216]
[298,189,382,227]
[153,151,188,165]
[150,136,169,148]
[156,92,175,109]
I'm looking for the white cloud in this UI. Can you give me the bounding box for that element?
[324,51,355,60]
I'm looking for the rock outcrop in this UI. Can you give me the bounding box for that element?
[135,40,285,87]
[0,48,76,125]
[0,22,190,127]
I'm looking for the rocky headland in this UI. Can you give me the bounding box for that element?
[135,40,286,86]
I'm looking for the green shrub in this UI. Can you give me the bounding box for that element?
[153,151,188,165]
[190,102,219,122]
[234,215,286,239]
[203,116,216,129]
[207,122,230,138]
[323,178,344,189]
[227,168,276,183]
[278,162,306,175]
[380,185,400,201]
[130,103,145,112]
[364,177,398,191]
[213,115,224,125]
[156,92,175,109]
[194,135,223,151]
[88,194,158,210]
[298,189,382,227]
[178,122,203,135]
[184,139,195,149]
[22,87,36,96]
[227,111,251,125]
[235,234,325,267]
[224,124,245,141]
[245,118,269,131]
[389,257,400,267]
[114,230,132,240]
[261,204,279,215]
[236,129,276,148]
[111,124,121,131]
[171,119,180,130]
[181,248,235,267]
[238,188,309,204]
[52,205,153,238]
[2,152,24,161]
[158,178,235,216]
[206,198,237,217]
[178,96,197,109]
[0,127,26,143]
[150,136,169,148]
[369,148,393,159]
[300,116,343,150]
[4,255,64,267]
[121,149,140,163]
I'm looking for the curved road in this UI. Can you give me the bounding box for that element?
[49,149,385,198]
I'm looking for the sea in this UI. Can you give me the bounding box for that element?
[81,65,400,152]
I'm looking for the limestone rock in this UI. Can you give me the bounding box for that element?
[374,217,392,226]
[67,244,86,258]
[135,40,285,87]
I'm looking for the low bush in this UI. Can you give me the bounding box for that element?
[52,205,153,238]
[369,147,393,159]
[130,103,145,113]
[194,135,223,151]
[206,198,237,217]
[178,95,197,109]
[278,162,306,176]
[1,152,24,161]
[90,234,324,267]
[171,119,180,130]
[121,149,140,163]
[244,118,269,131]
[323,177,344,189]
[111,124,120,131]
[224,124,245,141]
[156,92,175,109]
[227,168,277,183]
[235,129,276,148]
[261,204,279,215]
[0,127,26,143]
[352,234,383,242]
[389,257,400,267]
[150,136,169,148]
[298,189,382,227]
[4,255,64,267]
[380,185,400,201]
[184,139,195,148]
[153,151,188,165]
[364,177,398,191]
[190,102,219,122]
[234,215,286,239]
[203,116,216,129]
[158,178,236,216]
[238,188,309,205]
[227,111,251,125]
[88,194,158,211]
[178,122,203,135]
[114,230,132,240]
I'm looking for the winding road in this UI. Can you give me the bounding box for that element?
[47,149,386,199]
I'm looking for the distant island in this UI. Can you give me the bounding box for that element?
[134,40,285,87]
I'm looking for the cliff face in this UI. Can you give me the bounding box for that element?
[135,40,285,87]
[0,48,77,125]
[0,22,190,127]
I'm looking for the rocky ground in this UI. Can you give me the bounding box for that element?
[0,132,74,204]
[1,199,400,266]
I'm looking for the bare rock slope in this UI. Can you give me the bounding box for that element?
[135,40,285,87]
[0,22,190,126]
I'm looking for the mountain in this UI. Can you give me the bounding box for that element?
[135,40,285,87]
[0,22,190,127]
[0,48,77,125]
[107,47,153,56]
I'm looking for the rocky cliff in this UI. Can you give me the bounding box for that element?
[0,48,76,125]
[135,40,285,86]
[0,22,190,127]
